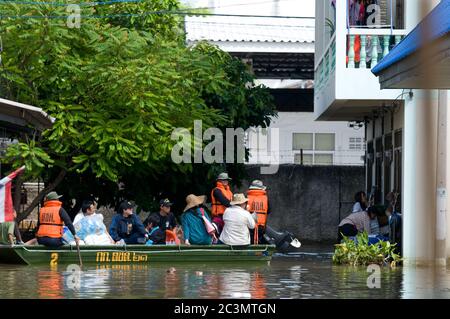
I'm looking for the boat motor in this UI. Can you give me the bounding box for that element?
[263,225,301,253]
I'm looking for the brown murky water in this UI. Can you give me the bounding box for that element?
[1,251,450,299]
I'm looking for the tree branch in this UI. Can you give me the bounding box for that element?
[17,168,67,223]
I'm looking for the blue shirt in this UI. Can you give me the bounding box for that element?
[109,214,146,242]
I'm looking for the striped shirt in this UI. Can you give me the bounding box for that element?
[339,212,372,234]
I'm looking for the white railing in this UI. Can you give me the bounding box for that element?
[315,28,407,95]
[315,33,336,94]
[346,29,407,69]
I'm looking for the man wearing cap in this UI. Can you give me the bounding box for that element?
[247,180,271,244]
[210,172,233,232]
[36,191,80,247]
[148,198,178,233]
[219,193,256,246]
[110,200,147,244]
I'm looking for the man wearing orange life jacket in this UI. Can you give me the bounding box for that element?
[36,191,79,247]
[247,180,270,244]
[210,172,233,233]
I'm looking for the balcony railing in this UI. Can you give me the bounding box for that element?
[346,29,406,69]
[315,29,407,95]
[315,33,336,94]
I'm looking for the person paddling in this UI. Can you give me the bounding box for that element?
[36,192,80,247]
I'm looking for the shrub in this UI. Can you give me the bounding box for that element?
[333,232,401,266]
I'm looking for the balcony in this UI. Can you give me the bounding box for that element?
[314,0,408,121]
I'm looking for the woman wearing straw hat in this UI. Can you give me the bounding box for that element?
[181,194,214,245]
[219,193,256,246]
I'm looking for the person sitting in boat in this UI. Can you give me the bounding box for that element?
[219,193,256,246]
[210,172,233,234]
[35,191,80,247]
[337,206,378,242]
[0,210,17,246]
[63,200,114,245]
[181,194,215,245]
[109,201,147,244]
[151,198,178,232]
[146,198,180,244]
[247,180,270,245]
[143,213,165,245]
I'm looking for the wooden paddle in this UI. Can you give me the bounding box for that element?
[75,238,83,268]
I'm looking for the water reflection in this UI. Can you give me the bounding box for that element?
[1,254,450,298]
[401,265,450,299]
[37,266,64,299]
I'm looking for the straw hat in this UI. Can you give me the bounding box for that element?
[248,180,266,190]
[230,193,248,206]
[184,194,207,212]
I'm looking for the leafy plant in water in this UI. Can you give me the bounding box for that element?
[333,232,401,267]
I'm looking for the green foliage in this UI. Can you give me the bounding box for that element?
[0,0,276,215]
[333,233,401,267]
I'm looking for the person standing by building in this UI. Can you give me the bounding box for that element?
[385,205,402,255]
[337,207,378,242]
[247,180,270,244]
[36,192,80,247]
[210,172,233,233]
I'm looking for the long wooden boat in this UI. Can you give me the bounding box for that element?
[0,244,275,265]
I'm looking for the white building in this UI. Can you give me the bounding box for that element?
[184,2,365,166]
[315,0,450,264]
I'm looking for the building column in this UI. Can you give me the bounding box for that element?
[403,90,438,265]
[446,90,450,263]
[436,91,448,266]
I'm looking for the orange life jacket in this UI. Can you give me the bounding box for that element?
[36,200,64,238]
[165,229,181,245]
[211,182,233,217]
[247,189,269,227]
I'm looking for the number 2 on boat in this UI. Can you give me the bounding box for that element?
[50,253,58,266]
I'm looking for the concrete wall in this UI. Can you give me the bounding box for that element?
[240,165,365,243]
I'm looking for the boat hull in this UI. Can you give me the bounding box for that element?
[0,244,274,265]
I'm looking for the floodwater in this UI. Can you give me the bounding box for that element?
[1,249,450,299]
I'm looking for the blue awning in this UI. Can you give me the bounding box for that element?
[372,0,450,75]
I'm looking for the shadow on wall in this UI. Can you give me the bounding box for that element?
[239,165,365,243]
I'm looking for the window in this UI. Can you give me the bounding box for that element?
[293,133,313,151]
[294,153,313,165]
[315,154,333,165]
[315,133,335,151]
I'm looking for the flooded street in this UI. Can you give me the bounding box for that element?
[1,250,450,299]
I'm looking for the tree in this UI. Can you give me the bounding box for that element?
[0,1,276,220]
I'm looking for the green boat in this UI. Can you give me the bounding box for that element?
[0,244,275,265]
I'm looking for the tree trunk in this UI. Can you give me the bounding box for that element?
[17,168,67,223]
[13,175,23,214]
